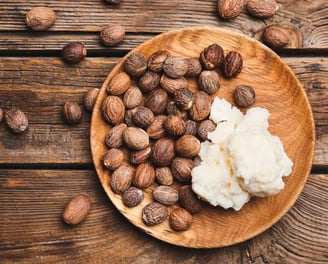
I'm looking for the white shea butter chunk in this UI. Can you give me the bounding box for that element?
[192,98,293,210]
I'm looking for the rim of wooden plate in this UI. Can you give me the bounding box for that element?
[90,26,315,248]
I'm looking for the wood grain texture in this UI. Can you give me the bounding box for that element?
[0,0,327,48]
[90,27,315,247]
[0,56,326,166]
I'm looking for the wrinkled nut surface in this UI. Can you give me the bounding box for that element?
[197,120,216,141]
[142,202,168,226]
[133,162,155,189]
[102,96,125,125]
[198,70,220,94]
[263,25,290,49]
[148,50,170,72]
[153,185,179,205]
[151,137,175,166]
[171,157,194,182]
[84,88,99,112]
[166,101,187,120]
[200,44,224,69]
[139,71,161,93]
[124,53,148,77]
[234,85,256,107]
[0,108,4,123]
[5,108,29,133]
[185,58,202,77]
[174,88,194,111]
[145,89,168,115]
[132,107,155,128]
[218,0,244,19]
[169,208,193,231]
[123,127,149,150]
[222,51,243,78]
[107,72,131,95]
[146,115,167,139]
[160,75,188,94]
[62,194,91,225]
[246,0,278,18]
[123,86,143,109]
[164,115,186,136]
[124,109,136,127]
[103,148,124,170]
[179,185,202,214]
[61,42,87,64]
[163,56,188,79]
[122,187,144,207]
[189,91,211,121]
[100,25,125,46]
[25,7,56,31]
[130,146,151,165]
[63,100,82,125]
[105,123,127,148]
[175,135,201,158]
[155,167,174,186]
[110,165,135,194]
[185,120,198,136]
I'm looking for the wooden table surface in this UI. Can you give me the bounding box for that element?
[0,1,327,263]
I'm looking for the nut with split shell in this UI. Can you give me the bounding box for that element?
[197,120,216,141]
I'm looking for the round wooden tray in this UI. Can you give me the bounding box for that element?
[90,27,315,248]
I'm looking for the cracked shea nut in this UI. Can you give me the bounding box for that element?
[171,157,194,183]
[263,25,290,49]
[148,50,170,72]
[222,51,243,78]
[198,70,220,95]
[174,88,194,111]
[234,85,256,107]
[139,71,161,93]
[107,72,131,95]
[163,56,188,78]
[63,100,82,125]
[218,0,244,19]
[123,187,144,207]
[164,115,186,136]
[102,96,125,125]
[133,162,155,189]
[110,165,135,194]
[100,25,125,46]
[151,138,175,166]
[84,88,99,112]
[246,0,278,18]
[62,194,91,225]
[124,53,148,77]
[62,42,87,64]
[142,202,168,226]
[103,148,124,170]
[153,185,179,206]
[131,107,155,128]
[5,108,28,133]
[175,135,200,158]
[123,127,149,150]
[200,44,224,70]
[25,7,56,31]
[145,89,168,115]
[169,208,192,231]
[123,86,143,109]
[105,123,127,148]
[189,91,211,121]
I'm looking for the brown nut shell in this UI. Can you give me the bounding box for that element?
[171,157,194,183]
[179,185,202,214]
[62,194,91,225]
[142,202,168,226]
[63,100,82,125]
[25,7,56,31]
[153,185,179,206]
[133,162,155,189]
[218,0,244,19]
[102,96,125,125]
[132,107,155,128]
[105,123,127,148]
[0,108,4,123]
[100,25,125,46]
[123,86,143,109]
[5,108,29,133]
[110,165,135,194]
[169,208,193,231]
[175,135,200,158]
[246,0,278,18]
[122,187,144,207]
[146,115,167,139]
[107,72,131,95]
[263,25,290,49]
[61,42,87,64]
[139,71,161,93]
[197,120,216,141]
[234,85,256,107]
[145,89,168,115]
[185,58,202,77]
[84,88,99,112]
[124,52,148,77]
[174,88,194,111]
[185,120,197,136]
[189,91,211,121]
[130,146,152,165]
[151,138,175,166]
[103,148,124,170]
[198,70,220,94]
[222,51,243,78]
[200,44,224,69]
[164,115,186,136]
[148,50,170,72]
[160,75,188,95]
[163,56,188,78]
[123,127,149,150]
[155,167,174,186]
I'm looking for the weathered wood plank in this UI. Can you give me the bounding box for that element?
[0,57,326,166]
[0,0,327,48]
[0,170,243,263]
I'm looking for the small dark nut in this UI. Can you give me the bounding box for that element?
[124,109,136,127]
[123,127,149,150]
[200,44,224,69]
[189,91,211,121]
[105,123,127,148]
[63,100,82,125]
[145,89,168,115]
[25,7,56,31]
[151,138,175,166]
[107,72,131,95]
[133,162,155,189]
[84,88,99,112]
[130,146,151,165]
[5,108,28,133]
[234,85,256,107]
[153,185,179,206]
[139,71,161,93]
[142,202,168,226]
[222,51,243,78]
[164,115,186,136]
[185,58,202,77]
[123,86,143,109]
[174,88,194,111]
[146,115,167,139]
[246,0,278,18]
[263,25,290,49]
[102,96,125,125]
[163,56,188,79]
[61,42,87,64]
[198,70,220,94]
[155,167,174,186]
[122,187,144,207]
[185,120,197,136]
[124,52,148,77]
[132,107,155,128]
[100,25,125,46]
[166,101,187,120]
[110,165,135,194]
[103,148,124,170]
[218,0,244,19]
[160,75,188,94]
[179,185,202,214]
[197,120,216,141]
[175,135,201,158]
[171,157,194,183]
[0,108,4,123]
[148,50,170,72]
[62,194,91,225]
[169,208,192,231]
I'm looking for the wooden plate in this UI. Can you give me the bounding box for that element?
[90,27,315,248]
